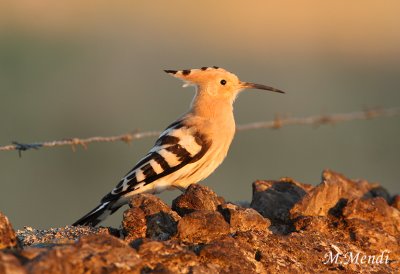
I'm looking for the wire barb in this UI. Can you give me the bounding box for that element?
[1,107,399,155]
[11,142,43,157]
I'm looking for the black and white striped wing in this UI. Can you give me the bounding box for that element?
[100,121,211,203]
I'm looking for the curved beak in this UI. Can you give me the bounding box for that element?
[241,82,285,94]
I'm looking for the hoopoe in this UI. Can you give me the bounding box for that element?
[73,66,284,226]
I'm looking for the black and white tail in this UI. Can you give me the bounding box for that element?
[72,201,120,227]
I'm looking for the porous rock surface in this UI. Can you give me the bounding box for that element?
[0,170,399,273]
[0,212,17,250]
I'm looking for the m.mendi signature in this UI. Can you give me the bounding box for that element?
[323,245,390,265]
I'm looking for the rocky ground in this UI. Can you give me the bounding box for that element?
[0,170,399,273]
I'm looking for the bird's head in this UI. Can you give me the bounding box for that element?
[164,66,284,101]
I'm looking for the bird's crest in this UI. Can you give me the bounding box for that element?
[163,66,284,94]
[164,66,238,88]
[164,66,222,77]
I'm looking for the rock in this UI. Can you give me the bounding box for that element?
[26,234,142,274]
[293,197,400,264]
[290,170,379,218]
[344,217,400,258]
[235,230,394,273]
[146,211,179,241]
[172,184,225,216]
[0,252,26,274]
[219,203,271,233]
[199,236,263,273]
[250,177,310,223]
[137,240,200,273]
[293,216,337,234]
[16,225,110,247]
[122,207,147,242]
[190,264,221,274]
[129,194,177,218]
[0,212,17,249]
[2,170,399,273]
[343,197,400,236]
[126,194,181,241]
[177,211,230,244]
[362,186,392,202]
[392,195,400,211]
[19,247,48,261]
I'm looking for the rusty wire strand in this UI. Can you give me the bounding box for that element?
[1,107,399,154]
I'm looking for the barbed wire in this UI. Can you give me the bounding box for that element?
[1,107,399,156]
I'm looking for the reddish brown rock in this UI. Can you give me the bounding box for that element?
[19,247,48,261]
[16,225,110,247]
[130,194,177,217]
[344,218,400,259]
[137,240,200,273]
[250,177,311,223]
[293,215,339,234]
[189,264,221,274]
[290,170,379,218]
[0,212,17,249]
[292,197,400,264]
[26,234,142,274]
[199,236,263,273]
[122,207,147,242]
[219,203,271,233]
[235,230,395,273]
[2,170,399,273]
[172,184,225,216]
[126,194,181,241]
[177,211,230,244]
[0,252,26,274]
[392,195,400,211]
[343,197,400,236]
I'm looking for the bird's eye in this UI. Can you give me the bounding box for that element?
[220,79,227,85]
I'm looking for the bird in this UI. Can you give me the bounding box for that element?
[72,66,284,226]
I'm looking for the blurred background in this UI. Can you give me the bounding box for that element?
[0,1,399,229]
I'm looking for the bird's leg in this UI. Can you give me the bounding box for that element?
[173,185,187,192]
